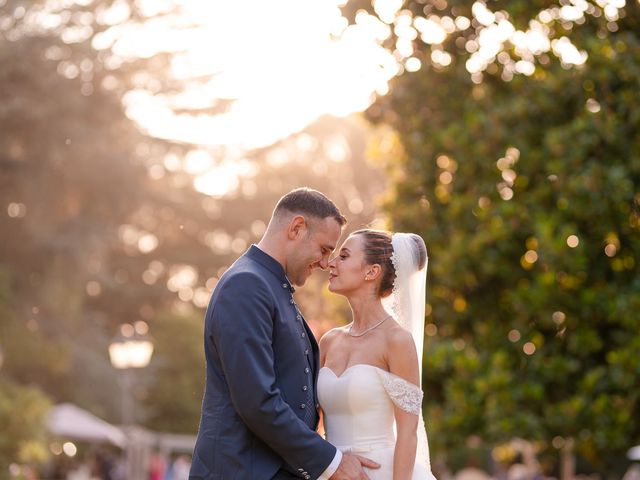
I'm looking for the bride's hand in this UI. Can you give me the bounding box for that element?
[330,453,380,480]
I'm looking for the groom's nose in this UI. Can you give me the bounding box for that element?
[318,256,330,271]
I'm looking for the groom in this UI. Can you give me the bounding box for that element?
[189,188,379,480]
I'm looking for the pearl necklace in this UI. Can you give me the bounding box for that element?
[348,315,391,337]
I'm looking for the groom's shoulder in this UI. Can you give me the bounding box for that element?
[216,257,271,293]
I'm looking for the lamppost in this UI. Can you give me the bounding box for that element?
[108,321,154,480]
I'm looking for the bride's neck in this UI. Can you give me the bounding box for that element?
[348,293,387,328]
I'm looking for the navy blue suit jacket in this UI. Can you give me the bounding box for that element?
[189,246,337,480]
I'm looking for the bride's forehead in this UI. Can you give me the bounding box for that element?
[342,234,365,251]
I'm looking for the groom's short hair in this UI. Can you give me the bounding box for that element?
[274,187,347,226]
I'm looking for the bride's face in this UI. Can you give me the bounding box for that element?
[327,234,370,295]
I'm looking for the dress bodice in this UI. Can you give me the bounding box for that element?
[318,364,397,451]
[318,364,435,480]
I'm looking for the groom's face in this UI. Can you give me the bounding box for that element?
[287,216,342,286]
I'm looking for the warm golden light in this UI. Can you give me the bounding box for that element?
[100,0,399,151]
[439,171,453,185]
[523,342,536,355]
[109,338,154,369]
[586,98,601,113]
[134,321,149,335]
[50,443,63,456]
[7,202,27,218]
[453,339,466,351]
[425,323,438,337]
[167,265,198,292]
[62,442,77,457]
[604,243,617,257]
[86,281,102,297]
[453,296,467,312]
[437,155,451,169]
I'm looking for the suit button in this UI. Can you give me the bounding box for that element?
[282,283,288,289]
[296,315,302,320]
[305,476,310,480]
[290,298,294,304]
[298,468,304,472]
[304,349,309,355]
[300,404,306,409]
[302,385,308,391]
[304,367,310,374]
[300,332,305,338]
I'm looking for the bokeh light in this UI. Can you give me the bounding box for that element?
[567,235,580,248]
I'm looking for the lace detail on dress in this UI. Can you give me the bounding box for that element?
[377,370,423,416]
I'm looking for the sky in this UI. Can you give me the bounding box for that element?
[92,0,603,151]
[98,0,401,150]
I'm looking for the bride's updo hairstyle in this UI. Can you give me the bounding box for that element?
[352,229,427,298]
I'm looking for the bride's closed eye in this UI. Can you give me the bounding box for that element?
[330,252,348,262]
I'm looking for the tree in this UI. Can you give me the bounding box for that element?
[0,379,52,473]
[0,0,387,439]
[351,0,640,476]
[0,271,52,475]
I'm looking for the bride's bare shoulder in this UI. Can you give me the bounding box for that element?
[386,321,417,353]
[319,324,349,347]
[385,321,420,384]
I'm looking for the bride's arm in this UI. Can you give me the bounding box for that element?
[387,328,421,480]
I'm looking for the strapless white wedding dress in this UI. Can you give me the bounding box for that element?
[318,364,436,480]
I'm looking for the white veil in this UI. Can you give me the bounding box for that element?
[382,232,433,473]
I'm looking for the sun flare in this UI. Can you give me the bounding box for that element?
[106,0,396,151]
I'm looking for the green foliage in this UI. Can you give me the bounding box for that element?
[142,312,205,433]
[0,378,51,471]
[363,1,640,476]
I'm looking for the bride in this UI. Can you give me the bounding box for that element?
[319,230,437,480]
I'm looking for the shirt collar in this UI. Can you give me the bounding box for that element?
[246,245,295,292]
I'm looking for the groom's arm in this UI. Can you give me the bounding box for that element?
[318,454,342,480]
[211,272,337,479]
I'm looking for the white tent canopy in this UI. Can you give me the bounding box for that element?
[47,403,126,448]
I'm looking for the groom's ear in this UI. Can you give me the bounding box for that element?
[287,215,307,240]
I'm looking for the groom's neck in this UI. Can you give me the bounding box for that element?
[256,235,287,271]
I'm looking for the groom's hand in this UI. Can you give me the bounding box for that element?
[329,453,380,480]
